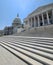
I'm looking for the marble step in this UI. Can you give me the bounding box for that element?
[4,41,53,54]
[0,43,43,65]
[0,41,53,65]
[8,40,53,49]
[2,41,53,60]
[2,37,53,45]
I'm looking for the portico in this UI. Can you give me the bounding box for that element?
[24,3,53,29]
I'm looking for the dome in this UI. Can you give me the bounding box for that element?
[13,17,21,24]
[12,15,21,27]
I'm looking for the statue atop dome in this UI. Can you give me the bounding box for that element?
[17,14,19,17]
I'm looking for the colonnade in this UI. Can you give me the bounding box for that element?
[27,9,53,28]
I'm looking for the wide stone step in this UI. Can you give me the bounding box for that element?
[0,41,53,65]
[0,43,44,65]
[1,37,53,45]
[4,41,53,54]
[14,38,53,43]
[17,40,53,46]
[4,39,53,46]
[2,36,53,40]
[0,46,28,65]
[2,41,53,60]
[0,36,53,65]
[8,40,53,49]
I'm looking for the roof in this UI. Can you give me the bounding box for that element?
[28,3,53,17]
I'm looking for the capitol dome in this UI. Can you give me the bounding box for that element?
[12,14,21,27]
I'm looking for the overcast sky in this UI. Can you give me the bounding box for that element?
[0,0,53,30]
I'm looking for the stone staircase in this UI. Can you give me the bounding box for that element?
[0,36,53,65]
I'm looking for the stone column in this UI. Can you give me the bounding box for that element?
[37,15,40,27]
[42,13,44,26]
[46,11,50,25]
[34,16,36,27]
[28,19,30,27]
[52,9,53,22]
[31,18,32,27]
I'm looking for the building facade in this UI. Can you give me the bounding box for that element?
[12,15,22,34]
[0,30,3,36]
[4,26,13,35]
[24,3,53,29]
[3,14,24,35]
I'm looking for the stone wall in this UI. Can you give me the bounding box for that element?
[15,25,53,38]
[17,28,24,33]
[29,25,53,37]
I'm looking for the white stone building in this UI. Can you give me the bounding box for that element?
[0,30,3,36]
[4,26,13,35]
[12,15,23,34]
[24,3,53,29]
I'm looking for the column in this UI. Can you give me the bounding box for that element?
[28,18,31,27]
[46,11,50,25]
[28,19,29,26]
[25,21,27,26]
[42,13,44,26]
[37,15,40,27]
[34,16,36,27]
[52,9,53,22]
[31,18,32,27]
